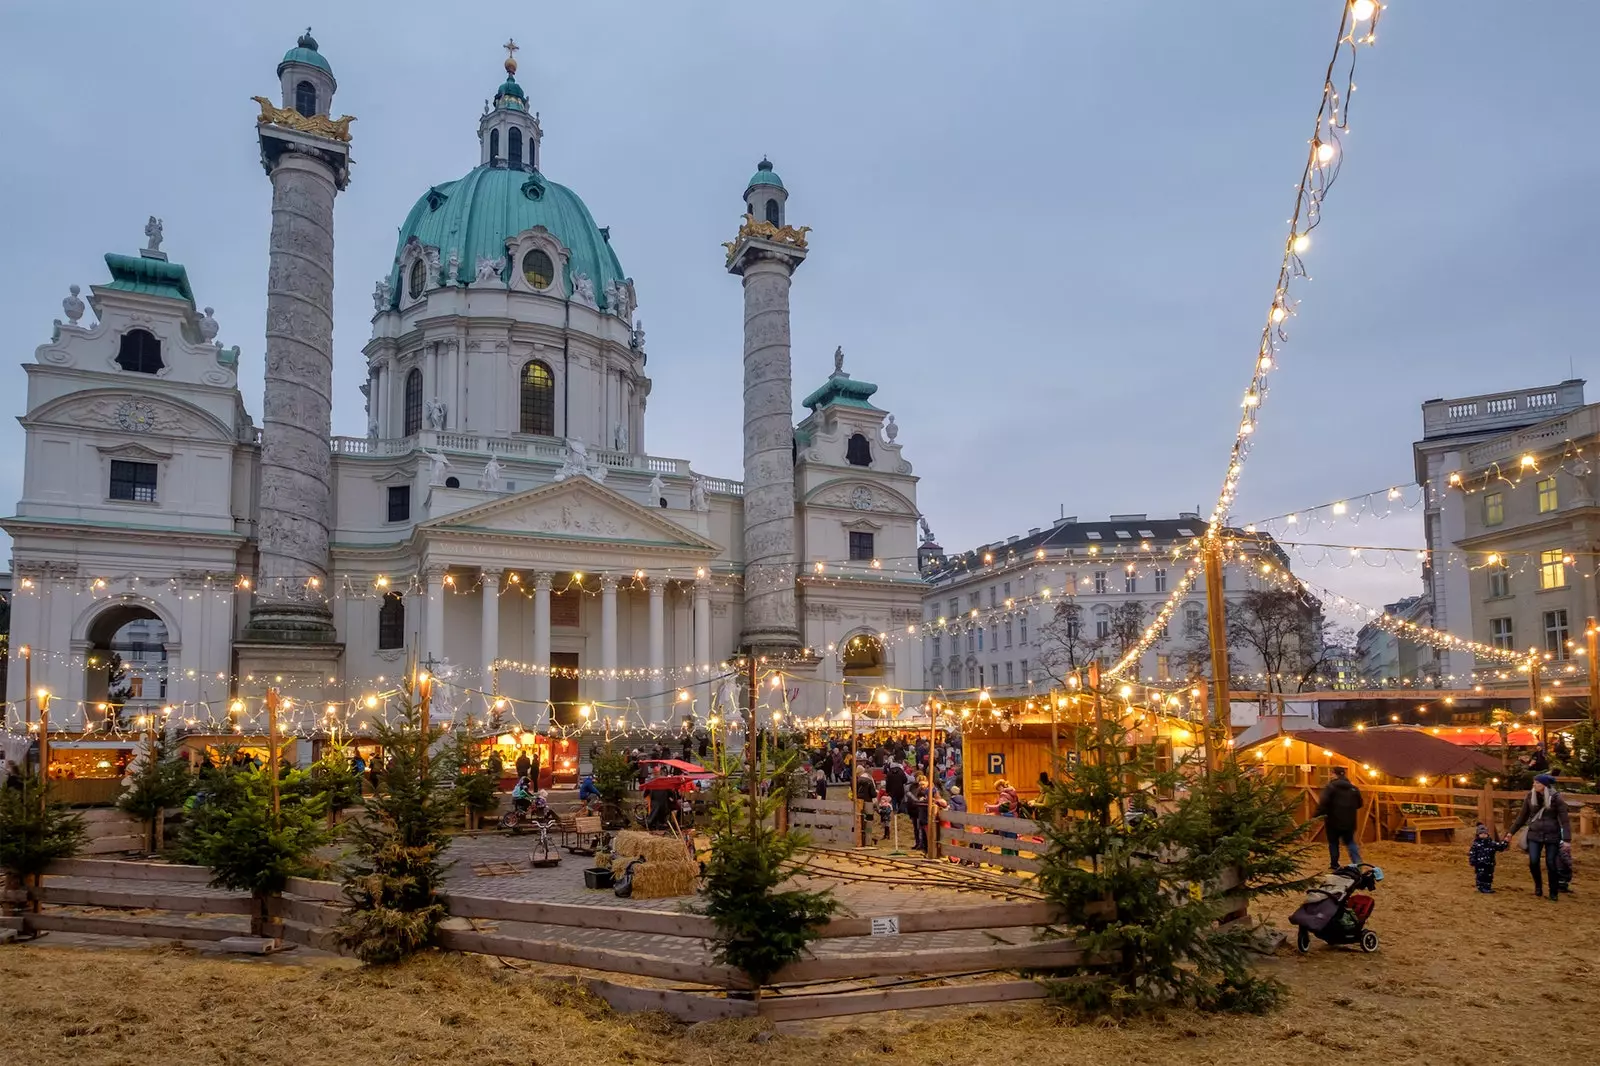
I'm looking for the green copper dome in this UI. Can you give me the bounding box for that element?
[746,157,784,193]
[278,28,331,76]
[386,165,627,310]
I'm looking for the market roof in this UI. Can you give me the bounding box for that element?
[102,251,195,306]
[278,28,332,76]
[1254,728,1502,780]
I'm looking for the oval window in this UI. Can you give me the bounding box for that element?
[522,249,554,290]
[408,260,425,298]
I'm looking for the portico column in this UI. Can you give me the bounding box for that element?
[480,569,501,692]
[693,577,712,679]
[424,566,446,668]
[601,575,619,703]
[648,579,666,723]
[532,572,552,707]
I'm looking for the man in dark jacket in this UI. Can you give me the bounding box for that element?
[1506,773,1572,900]
[1315,766,1364,871]
[884,760,908,814]
[854,767,877,845]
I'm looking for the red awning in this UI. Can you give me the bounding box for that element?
[639,759,715,776]
[1271,728,1502,780]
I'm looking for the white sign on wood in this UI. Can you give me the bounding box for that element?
[869,915,900,936]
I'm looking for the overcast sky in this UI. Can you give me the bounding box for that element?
[1,2,1595,621]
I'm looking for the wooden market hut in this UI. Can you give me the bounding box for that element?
[1236,726,1502,842]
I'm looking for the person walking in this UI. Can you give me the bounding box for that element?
[1505,773,1572,900]
[854,766,877,845]
[1315,766,1364,871]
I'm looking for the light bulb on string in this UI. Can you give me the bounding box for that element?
[1291,232,1311,255]
[1350,0,1377,22]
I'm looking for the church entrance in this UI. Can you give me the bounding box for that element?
[550,652,580,726]
[82,603,170,733]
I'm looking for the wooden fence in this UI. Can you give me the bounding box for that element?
[786,796,857,848]
[1277,780,1599,843]
[0,858,1083,1022]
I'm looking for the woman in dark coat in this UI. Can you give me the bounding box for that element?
[1506,773,1572,900]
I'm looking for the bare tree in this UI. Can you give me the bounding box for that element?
[1226,589,1325,694]
[1038,599,1147,685]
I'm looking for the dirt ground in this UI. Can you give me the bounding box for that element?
[1,841,1595,1066]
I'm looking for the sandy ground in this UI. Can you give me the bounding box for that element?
[1,841,1595,1066]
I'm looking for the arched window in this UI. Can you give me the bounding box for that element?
[521,249,554,290]
[294,80,318,118]
[489,128,501,165]
[403,368,423,435]
[408,259,425,298]
[115,329,163,374]
[508,127,523,169]
[845,432,872,467]
[377,592,405,650]
[520,361,555,435]
[764,198,780,225]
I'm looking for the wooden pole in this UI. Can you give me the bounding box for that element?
[266,688,281,818]
[1202,536,1232,771]
[851,697,862,847]
[1530,652,1547,752]
[37,696,50,798]
[1588,618,1600,726]
[418,672,433,777]
[746,656,759,832]
[21,646,31,729]
[926,706,939,860]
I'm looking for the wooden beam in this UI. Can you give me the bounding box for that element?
[774,939,1085,984]
[758,979,1048,1022]
[436,928,746,988]
[443,895,721,939]
[46,859,212,883]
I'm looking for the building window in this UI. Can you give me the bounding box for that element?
[387,485,411,522]
[377,593,405,650]
[1158,622,1169,641]
[848,531,874,561]
[932,636,941,660]
[1490,617,1514,650]
[845,433,872,467]
[408,259,426,298]
[948,598,958,619]
[976,628,984,651]
[508,127,524,169]
[764,198,780,225]
[1185,607,1202,637]
[1004,620,1013,647]
[1544,609,1570,659]
[520,360,555,435]
[1488,565,1511,599]
[1537,477,1558,514]
[990,624,998,650]
[1540,549,1565,590]
[989,587,997,608]
[489,128,500,165]
[522,249,554,290]
[967,631,975,653]
[1003,581,1011,598]
[1484,492,1504,526]
[403,368,423,435]
[1125,573,1137,594]
[115,329,163,374]
[1154,568,1167,592]
[1096,620,1111,640]
[1019,659,1029,683]
[1019,614,1028,644]
[1156,654,1170,681]
[1005,661,1014,685]
[1066,618,1080,640]
[294,80,318,117]
[1094,571,1107,594]
[109,460,157,502]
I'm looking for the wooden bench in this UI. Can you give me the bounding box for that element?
[563,815,604,855]
[1400,814,1464,844]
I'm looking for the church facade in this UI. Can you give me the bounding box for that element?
[3,32,925,738]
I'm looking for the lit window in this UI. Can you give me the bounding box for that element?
[522,249,554,290]
[520,361,555,435]
[1490,617,1514,651]
[1538,477,1558,514]
[1544,609,1570,659]
[1484,492,1504,526]
[109,460,157,502]
[1540,549,1565,590]
[848,531,874,561]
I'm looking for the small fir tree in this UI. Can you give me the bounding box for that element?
[181,765,329,936]
[337,678,454,964]
[116,726,194,851]
[307,744,364,822]
[103,651,132,731]
[0,773,87,884]
[590,744,632,828]
[442,725,499,829]
[1035,714,1284,1018]
[699,745,838,990]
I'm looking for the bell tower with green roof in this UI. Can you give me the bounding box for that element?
[477,39,542,171]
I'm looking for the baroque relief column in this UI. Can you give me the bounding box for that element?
[693,578,712,678]
[600,575,619,703]
[244,73,352,643]
[532,572,552,705]
[648,579,666,724]
[480,569,501,691]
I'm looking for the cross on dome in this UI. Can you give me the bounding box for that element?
[503,38,519,75]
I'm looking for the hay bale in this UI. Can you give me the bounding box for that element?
[619,859,700,900]
[611,830,690,864]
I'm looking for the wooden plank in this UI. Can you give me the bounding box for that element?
[283,876,345,903]
[269,896,345,927]
[776,939,1085,983]
[569,976,756,1022]
[789,813,856,830]
[10,885,252,914]
[924,846,1040,875]
[437,928,746,988]
[18,912,238,942]
[819,901,1062,939]
[758,978,1047,1022]
[942,810,1042,834]
[940,827,1044,853]
[80,836,146,856]
[788,799,856,815]
[77,807,141,827]
[279,920,345,954]
[46,859,212,883]
[444,894,720,939]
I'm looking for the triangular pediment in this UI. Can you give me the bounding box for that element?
[421,477,720,553]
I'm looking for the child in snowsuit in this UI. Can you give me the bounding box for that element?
[876,789,893,841]
[1469,822,1509,893]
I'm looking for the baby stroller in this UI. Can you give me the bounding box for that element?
[1289,863,1383,953]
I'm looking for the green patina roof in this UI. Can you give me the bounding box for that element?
[388,165,627,309]
[102,252,195,306]
[279,29,331,76]
[496,75,527,108]
[801,373,880,412]
[746,157,784,192]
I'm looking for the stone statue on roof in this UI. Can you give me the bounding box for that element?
[144,216,163,253]
[833,345,844,376]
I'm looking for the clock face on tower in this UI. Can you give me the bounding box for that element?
[116,399,157,432]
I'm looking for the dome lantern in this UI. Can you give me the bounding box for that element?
[478,38,541,170]
[276,26,336,118]
[744,158,787,226]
